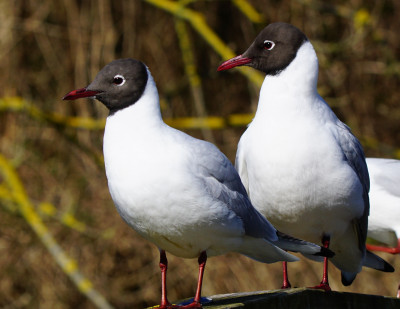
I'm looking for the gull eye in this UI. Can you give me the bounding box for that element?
[113,74,126,86]
[263,40,275,50]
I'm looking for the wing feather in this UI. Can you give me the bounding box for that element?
[191,139,278,241]
[335,122,370,252]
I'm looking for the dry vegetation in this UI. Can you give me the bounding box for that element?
[0,0,399,308]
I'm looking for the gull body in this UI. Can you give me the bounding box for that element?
[237,42,364,263]
[103,85,290,261]
[218,22,393,288]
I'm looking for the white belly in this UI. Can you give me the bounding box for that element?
[104,139,244,258]
[240,120,364,243]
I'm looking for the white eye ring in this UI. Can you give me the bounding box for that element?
[113,74,126,86]
[263,40,275,50]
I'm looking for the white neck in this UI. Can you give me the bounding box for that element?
[105,69,163,133]
[103,70,167,184]
[255,41,319,117]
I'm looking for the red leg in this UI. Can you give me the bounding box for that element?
[159,250,172,308]
[281,261,291,289]
[310,236,331,291]
[182,251,207,308]
[194,251,207,303]
[158,251,182,308]
[366,238,400,254]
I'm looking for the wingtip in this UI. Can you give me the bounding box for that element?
[383,260,395,273]
[365,250,395,272]
[275,231,334,257]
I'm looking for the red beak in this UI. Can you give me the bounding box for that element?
[62,88,100,100]
[217,55,252,71]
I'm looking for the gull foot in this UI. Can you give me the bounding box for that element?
[181,302,202,308]
[309,283,332,292]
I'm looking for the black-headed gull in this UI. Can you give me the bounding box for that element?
[366,157,400,297]
[218,22,393,290]
[62,58,333,308]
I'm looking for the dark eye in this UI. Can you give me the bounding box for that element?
[263,40,275,50]
[113,75,126,86]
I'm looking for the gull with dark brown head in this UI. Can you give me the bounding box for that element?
[218,22,394,290]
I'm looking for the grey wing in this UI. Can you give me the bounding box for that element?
[193,140,278,242]
[336,122,370,252]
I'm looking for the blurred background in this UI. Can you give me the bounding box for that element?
[0,0,399,308]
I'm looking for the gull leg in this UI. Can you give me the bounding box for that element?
[366,238,400,254]
[159,250,180,308]
[281,261,292,289]
[310,235,331,291]
[182,251,207,308]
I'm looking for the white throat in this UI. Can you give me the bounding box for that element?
[255,41,319,117]
[103,69,165,175]
[106,69,162,128]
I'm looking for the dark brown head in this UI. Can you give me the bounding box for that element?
[217,23,308,75]
[63,58,148,114]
